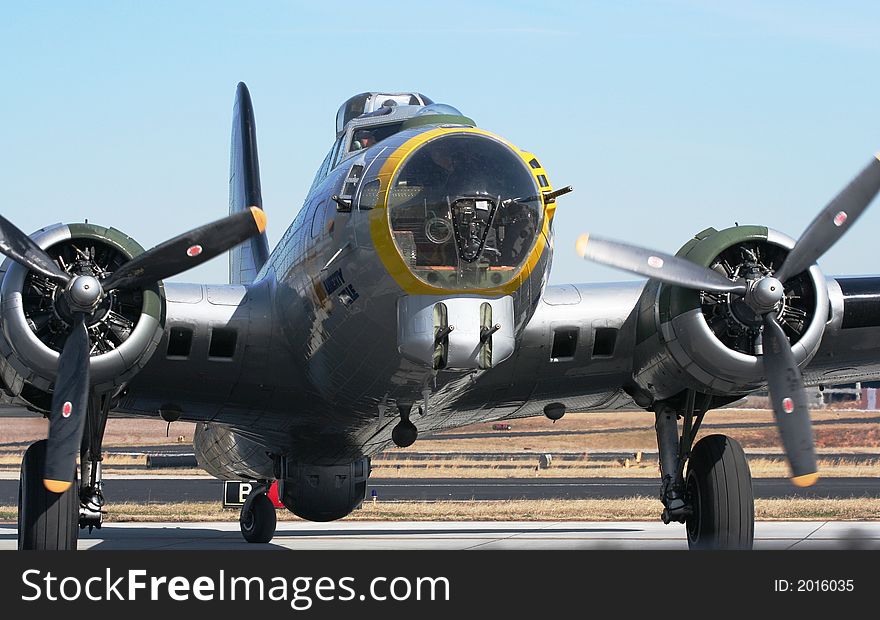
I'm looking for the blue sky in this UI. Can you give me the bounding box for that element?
[2,1,880,285]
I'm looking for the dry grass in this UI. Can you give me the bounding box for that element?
[3,497,879,523]
[2,409,879,480]
[3,408,879,456]
[0,453,147,467]
[371,457,880,479]
[0,459,873,479]
[0,417,195,448]
[402,408,880,453]
[5,409,880,457]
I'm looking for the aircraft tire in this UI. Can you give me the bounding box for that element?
[18,439,79,550]
[685,434,754,550]
[240,492,276,543]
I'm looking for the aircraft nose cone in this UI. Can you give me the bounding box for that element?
[67,275,102,311]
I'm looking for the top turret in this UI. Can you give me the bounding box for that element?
[336,92,434,137]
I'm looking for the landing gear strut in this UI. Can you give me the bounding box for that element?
[654,390,754,550]
[239,483,276,543]
[79,394,111,532]
[392,402,418,448]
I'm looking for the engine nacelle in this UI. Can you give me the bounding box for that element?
[630,225,828,401]
[0,223,165,409]
[193,423,275,481]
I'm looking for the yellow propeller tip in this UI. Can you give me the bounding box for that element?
[575,233,590,257]
[249,206,267,234]
[791,472,819,488]
[43,479,72,493]
[875,151,880,162]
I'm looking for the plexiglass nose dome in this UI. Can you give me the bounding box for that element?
[387,133,543,289]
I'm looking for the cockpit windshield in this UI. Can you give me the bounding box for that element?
[388,133,543,289]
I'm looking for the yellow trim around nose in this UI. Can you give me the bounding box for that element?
[368,127,555,296]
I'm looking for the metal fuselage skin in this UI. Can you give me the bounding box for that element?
[125,123,560,463]
[263,125,554,461]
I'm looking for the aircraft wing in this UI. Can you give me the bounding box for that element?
[476,274,880,424]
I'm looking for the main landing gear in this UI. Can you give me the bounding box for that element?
[79,394,112,533]
[18,440,79,550]
[239,483,277,543]
[654,391,754,550]
[18,394,113,550]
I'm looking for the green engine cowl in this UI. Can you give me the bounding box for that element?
[629,225,828,402]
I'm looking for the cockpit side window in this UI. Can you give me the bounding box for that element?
[308,137,347,196]
[329,136,344,169]
[348,122,404,154]
[308,149,333,196]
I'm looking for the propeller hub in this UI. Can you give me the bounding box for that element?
[747,276,784,314]
[65,275,103,313]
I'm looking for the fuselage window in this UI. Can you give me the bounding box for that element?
[166,327,193,358]
[310,199,327,238]
[592,328,618,357]
[358,179,380,210]
[550,328,578,360]
[209,327,237,359]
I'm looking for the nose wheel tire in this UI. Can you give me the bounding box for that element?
[685,434,754,550]
[239,492,276,544]
[18,440,79,551]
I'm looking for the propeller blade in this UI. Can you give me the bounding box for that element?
[102,207,267,291]
[776,154,880,283]
[44,312,90,493]
[0,214,70,284]
[761,313,818,486]
[576,233,747,294]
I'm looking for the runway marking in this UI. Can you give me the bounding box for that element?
[463,521,558,550]
[786,521,829,550]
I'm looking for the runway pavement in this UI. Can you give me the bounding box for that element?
[2,520,878,550]
[2,476,878,504]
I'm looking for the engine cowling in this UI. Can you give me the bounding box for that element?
[630,225,828,401]
[0,222,165,409]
